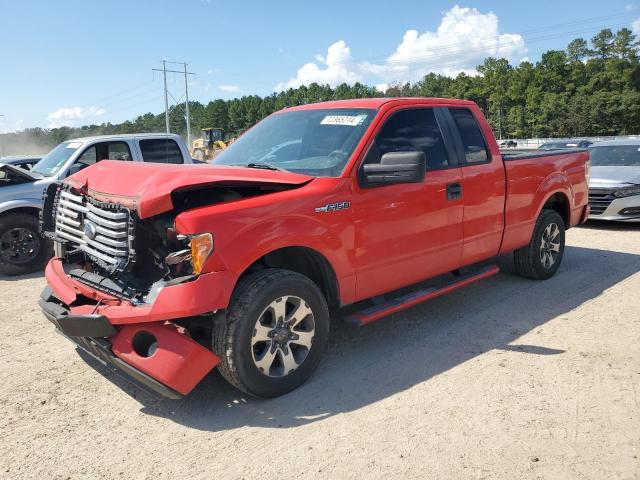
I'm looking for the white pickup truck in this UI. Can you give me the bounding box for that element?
[0,133,194,275]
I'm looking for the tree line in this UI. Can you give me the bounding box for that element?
[2,27,639,155]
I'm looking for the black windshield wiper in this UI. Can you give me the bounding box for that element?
[245,162,286,172]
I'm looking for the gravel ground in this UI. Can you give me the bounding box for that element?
[1,221,639,480]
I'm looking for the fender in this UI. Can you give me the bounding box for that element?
[533,172,573,222]
[0,199,42,216]
[211,214,354,306]
[500,171,573,254]
[174,183,356,304]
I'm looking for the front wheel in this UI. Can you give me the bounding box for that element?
[212,269,330,398]
[0,213,52,276]
[514,209,565,280]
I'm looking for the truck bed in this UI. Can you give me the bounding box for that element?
[500,148,590,253]
[501,148,588,160]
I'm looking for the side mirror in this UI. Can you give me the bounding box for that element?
[361,151,426,187]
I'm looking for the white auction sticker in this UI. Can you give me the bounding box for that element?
[66,142,82,149]
[320,115,366,126]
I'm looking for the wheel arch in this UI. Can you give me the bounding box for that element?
[238,246,341,309]
[541,191,570,228]
[0,205,41,220]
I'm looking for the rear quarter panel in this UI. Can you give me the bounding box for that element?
[500,150,589,253]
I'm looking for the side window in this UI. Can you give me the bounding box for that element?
[107,142,132,161]
[76,146,97,168]
[449,108,489,164]
[75,142,132,169]
[139,139,184,164]
[368,108,450,170]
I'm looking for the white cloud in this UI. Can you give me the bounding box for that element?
[375,83,389,93]
[626,4,637,12]
[275,40,362,90]
[363,6,526,81]
[633,17,640,36]
[218,84,240,92]
[47,106,105,128]
[275,5,527,89]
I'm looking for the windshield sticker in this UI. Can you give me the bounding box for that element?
[321,115,366,127]
[66,142,82,149]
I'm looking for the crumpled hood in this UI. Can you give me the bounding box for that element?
[65,160,313,218]
[590,166,640,188]
[0,162,43,183]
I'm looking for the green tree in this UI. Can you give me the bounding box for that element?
[591,28,615,59]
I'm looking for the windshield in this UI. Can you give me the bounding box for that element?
[213,108,376,176]
[32,142,81,177]
[589,145,640,167]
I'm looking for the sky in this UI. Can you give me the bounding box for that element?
[1,0,639,133]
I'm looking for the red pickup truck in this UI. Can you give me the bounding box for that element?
[40,98,590,399]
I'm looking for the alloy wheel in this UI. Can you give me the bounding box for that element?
[539,222,561,269]
[251,295,315,377]
[0,227,40,264]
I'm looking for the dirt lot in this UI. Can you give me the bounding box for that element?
[1,222,639,480]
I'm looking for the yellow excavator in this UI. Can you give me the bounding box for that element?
[190,128,227,161]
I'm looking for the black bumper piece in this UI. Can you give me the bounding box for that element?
[39,288,182,400]
[39,297,117,337]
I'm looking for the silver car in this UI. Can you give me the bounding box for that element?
[588,139,640,221]
[0,133,193,275]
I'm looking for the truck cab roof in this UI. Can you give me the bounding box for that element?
[283,97,477,112]
[66,133,184,144]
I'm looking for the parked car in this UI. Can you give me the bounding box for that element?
[587,139,640,221]
[539,140,592,150]
[499,140,517,148]
[39,98,589,399]
[0,134,194,275]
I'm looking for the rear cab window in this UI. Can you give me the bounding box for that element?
[139,139,184,164]
[449,108,489,164]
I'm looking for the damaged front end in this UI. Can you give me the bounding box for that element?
[41,183,215,303]
[39,170,310,398]
[39,182,224,398]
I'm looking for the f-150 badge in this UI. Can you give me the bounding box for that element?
[315,201,351,213]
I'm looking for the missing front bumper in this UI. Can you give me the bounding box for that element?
[39,288,219,399]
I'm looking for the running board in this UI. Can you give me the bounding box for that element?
[343,265,500,326]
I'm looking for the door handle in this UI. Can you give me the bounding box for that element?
[446,182,462,200]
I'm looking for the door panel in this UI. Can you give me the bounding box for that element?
[353,107,464,301]
[460,161,505,263]
[354,169,463,300]
[446,107,506,264]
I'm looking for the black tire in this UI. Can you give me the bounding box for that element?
[0,212,52,276]
[212,268,330,398]
[514,209,565,280]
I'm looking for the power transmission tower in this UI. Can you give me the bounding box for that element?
[152,61,195,145]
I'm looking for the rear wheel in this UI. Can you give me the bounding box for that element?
[514,209,565,280]
[0,213,51,276]
[212,268,330,398]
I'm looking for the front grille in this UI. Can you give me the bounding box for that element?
[54,187,135,270]
[588,188,616,215]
